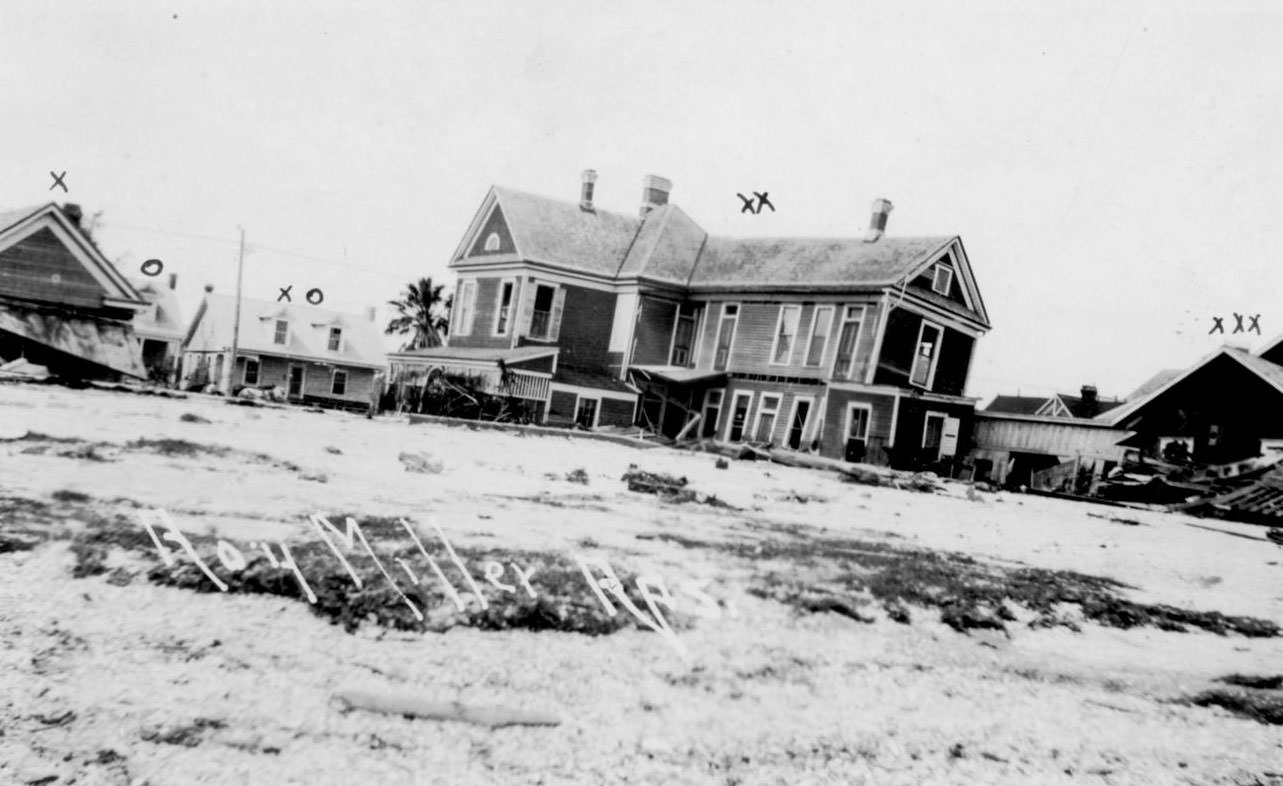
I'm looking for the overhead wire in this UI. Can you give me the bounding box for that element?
[95,219,424,284]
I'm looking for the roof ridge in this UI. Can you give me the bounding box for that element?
[493,184,641,226]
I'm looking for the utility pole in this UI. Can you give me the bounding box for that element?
[225,227,246,394]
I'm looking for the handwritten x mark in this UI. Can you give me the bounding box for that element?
[49,171,67,193]
[277,286,293,303]
[736,193,756,214]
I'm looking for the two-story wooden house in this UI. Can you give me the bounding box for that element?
[398,172,991,469]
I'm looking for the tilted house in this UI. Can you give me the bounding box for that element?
[182,292,387,410]
[0,203,148,379]
[397,172,991,469]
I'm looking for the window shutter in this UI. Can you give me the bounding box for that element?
[548,287,567,341]
[516,279,536,337]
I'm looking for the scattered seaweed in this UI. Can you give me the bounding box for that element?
[641,525,1279,638]
[1188,688,1283,726]
[70,514,682,638]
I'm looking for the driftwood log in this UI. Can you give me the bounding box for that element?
[333,688,561,729]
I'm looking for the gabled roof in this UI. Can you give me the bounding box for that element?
[987,391,1124,419]
[454,187,642,278]
[185,294,387,369]
[1055,393,1125,419]
[1098,347,1283,426]
[689,235,955,291]
[1125,368,1182,401]
[984,394,1050,415]
[0,203,144,310]
[448,185,988,326]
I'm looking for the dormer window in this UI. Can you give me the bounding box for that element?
[484,232,500,252]
[273,319,289,345]
[328,327,342,351]
[931,263,953,296]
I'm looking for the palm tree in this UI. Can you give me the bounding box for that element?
[385,277,452,349]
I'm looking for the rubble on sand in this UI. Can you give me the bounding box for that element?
[681,440,943,492]
[620,465,736,508]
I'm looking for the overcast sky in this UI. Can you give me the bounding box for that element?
[3,1,1280,402]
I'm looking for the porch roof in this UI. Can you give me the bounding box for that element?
[629,365,728,385]
[388,345,558,364]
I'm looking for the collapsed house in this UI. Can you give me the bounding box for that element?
[409,171,992,471]
[0,203,148,381]
[973,385,1130,488]
[181,293,388,410]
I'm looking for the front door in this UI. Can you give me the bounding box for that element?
[574,396,599,429]
[787,399,812,450]
[288,365,305,397]
[923,412,946,461]
[845,404,870,462]
[727,392,752,442]
[701,389,724,438]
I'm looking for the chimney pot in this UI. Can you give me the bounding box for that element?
[863,198,894,243]
[62,203,83,228]
[640,174,672,216]
[580,169,598,212]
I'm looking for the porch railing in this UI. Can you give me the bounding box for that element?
[499,369,551,401]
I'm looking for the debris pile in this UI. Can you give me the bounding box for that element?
[621,466,735,508]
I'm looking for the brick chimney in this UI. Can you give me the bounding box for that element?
[62,203,83,228]
[1080,385,1099,416]
[640,174,672,216]
[863,198,893,242]
[580,169,597,212]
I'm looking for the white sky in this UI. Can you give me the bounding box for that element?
[3,1,1281,402]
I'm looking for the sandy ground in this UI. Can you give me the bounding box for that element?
[1,383,1282,786]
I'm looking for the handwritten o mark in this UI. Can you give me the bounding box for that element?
[306,288,324,305]
[140,259,165,277]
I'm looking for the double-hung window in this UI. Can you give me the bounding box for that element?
[771,305,802,365]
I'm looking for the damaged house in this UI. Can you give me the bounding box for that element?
[398,172,991,470]
[129,273,186,385]
[972,385,1130,488]
[0,203,148,380]
[182,292,388,410]
[1096,345,1283,465]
